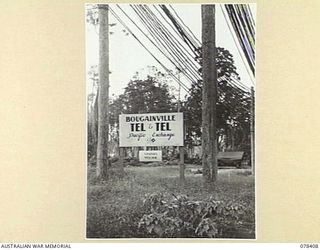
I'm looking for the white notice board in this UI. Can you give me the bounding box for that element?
[119,112,184,147]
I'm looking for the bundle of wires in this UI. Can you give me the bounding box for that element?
[109,4,254,103]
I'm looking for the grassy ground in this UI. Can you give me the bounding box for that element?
[86,164,255,239]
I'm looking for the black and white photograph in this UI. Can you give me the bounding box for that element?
[86,3,256,239]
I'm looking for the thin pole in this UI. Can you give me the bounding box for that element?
[177,70,185,184]
[250,87,255,175]
[119,147,125,175]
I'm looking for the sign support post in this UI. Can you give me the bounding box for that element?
[119,146,124,174]
[179,146,185,184]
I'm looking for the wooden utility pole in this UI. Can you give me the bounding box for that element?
[201,5,218,183]
[250,87,255,175]
[96,4,110,178]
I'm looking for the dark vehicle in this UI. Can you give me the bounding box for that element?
[217,151,244,168]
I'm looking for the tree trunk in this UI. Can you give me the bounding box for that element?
[96,4,110,178]
[201,5,218,184]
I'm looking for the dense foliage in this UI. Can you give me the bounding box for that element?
[109,74,176,128]
[184,47,252,153]
[139,193,246,238]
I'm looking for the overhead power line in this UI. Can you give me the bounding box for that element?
[109,6,191,93]
[116,4,197,85]
[159,5,200,54]
[144,5,201,81]
[168,4,202,47]
[110,4,254,102]
[131,5,200,83]
[224,4,255,77]
[220,4,255,87]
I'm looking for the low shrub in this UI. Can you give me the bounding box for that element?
[138,193,247,238]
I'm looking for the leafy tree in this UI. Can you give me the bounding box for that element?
[124,77,175,113]
[110,72,176,125]
[184,47,252,153]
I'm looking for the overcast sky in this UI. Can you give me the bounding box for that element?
[86,4,256,97]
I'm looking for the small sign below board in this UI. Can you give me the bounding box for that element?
[139,150,162,162]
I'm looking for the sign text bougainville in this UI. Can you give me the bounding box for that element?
[119,113,184,147]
